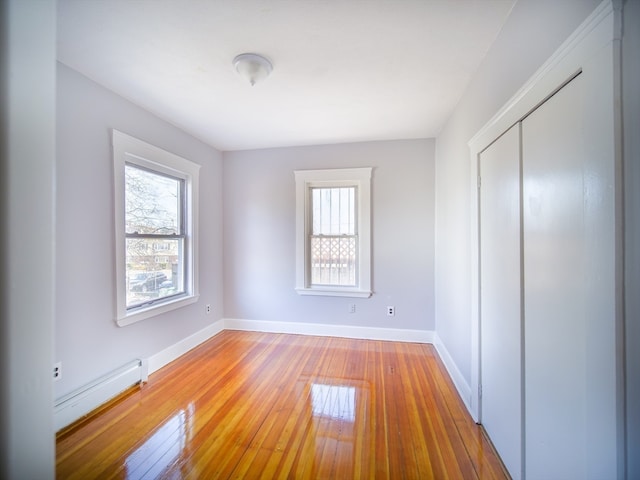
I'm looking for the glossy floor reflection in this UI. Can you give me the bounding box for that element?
[311,383,357,421]
[57,331,508,479]
[125,404,194,479]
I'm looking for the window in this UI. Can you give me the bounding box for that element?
[125,165,184,307]
[113,130,200,326]
[295,168,372,297]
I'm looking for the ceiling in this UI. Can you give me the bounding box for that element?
[57,0,515,152]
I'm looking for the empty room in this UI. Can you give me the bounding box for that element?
[2,0,638,479]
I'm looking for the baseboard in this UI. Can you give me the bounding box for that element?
[223,318,434,343]
[433,332,473,416]
[54,359,144,432]
[147,319,225,375]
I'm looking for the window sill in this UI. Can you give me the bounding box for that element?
[295,287,372,298]
[116,294,199,326]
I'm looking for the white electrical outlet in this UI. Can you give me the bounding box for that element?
[206,304,211,314]
[53,362,62,382]
[387,306,395,317]
[349,303,356,314]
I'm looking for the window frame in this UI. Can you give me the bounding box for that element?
[294,167,372,298]
[113,130,200,326]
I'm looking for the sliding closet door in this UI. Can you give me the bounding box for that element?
[522,72,617,479]
[479,124,522,480]
[522,76,584,478]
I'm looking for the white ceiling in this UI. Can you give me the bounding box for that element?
[57,0,515,152]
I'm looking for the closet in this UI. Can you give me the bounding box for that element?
[471,3,621,479]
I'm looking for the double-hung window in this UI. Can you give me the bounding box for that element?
[295,168,372,297]
[113,130,200,326]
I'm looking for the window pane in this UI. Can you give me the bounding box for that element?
[125,165,182,235]
[311,187,355,235]
[126,238,184,308]
[310,236,357,286]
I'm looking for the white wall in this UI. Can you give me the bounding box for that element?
[223,140,435,332]
[55,64,224,399]
[1,1,56,477]
[434,0,600,386]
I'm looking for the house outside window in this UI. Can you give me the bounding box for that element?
[113,130,200,326]
[295,168,372,298]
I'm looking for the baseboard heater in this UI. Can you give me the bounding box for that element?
[54,359,148,432]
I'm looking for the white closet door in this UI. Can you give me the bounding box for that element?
[523,74,586,479]
[479,124,522,480]
[522,71,617,479]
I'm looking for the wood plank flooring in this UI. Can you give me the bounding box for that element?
[56,331,508,479]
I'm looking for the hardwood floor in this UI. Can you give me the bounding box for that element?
[56,331,508,479]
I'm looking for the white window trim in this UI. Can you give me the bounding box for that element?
[294,167,372,298]
[113,130,200,326]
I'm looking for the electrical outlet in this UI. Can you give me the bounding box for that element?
[349,303,356,314]
[387,306,395,317]
[53,362,62,382]
[206,304,211,314]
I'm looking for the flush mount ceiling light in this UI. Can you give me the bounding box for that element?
[233,53,273,86]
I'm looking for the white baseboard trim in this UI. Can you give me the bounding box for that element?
[54,359,143,432]
[223,318,434,343]
[147,319,225,375]
[433,332,473,416]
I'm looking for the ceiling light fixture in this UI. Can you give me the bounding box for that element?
[233,53,273,86]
